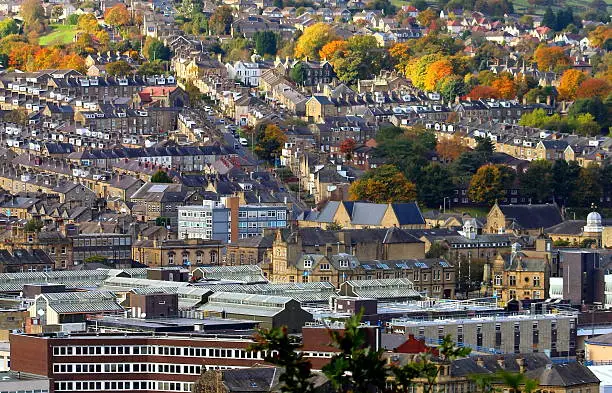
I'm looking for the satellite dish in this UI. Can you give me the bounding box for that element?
[37,309,45,316]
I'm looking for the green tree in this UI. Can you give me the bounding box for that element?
[425,242,449,258]
[568,97,609,129]
[418,163,455,208]
[438,75,466,102]
[474,136,494,158]
[376,125,403,142]
[0,19,19,38]
[84,255,109,264]
[137,60,166,76]
[468,164,508,206]
[365,0,397,15]
[520,160,553,203]
[184,81,201,105]
[151,170,173,183]
[330,35,385,84]
[289,62,306,85]
[249,327,315,393]
[551,160,580,206]
[253,31,277,56]
[542,7,555,28]
[24,218,43,232]
[67,13,79,25]
[143,37,171,61]
[571,164,603,206]
[349,164,417,203]
[323,309,388,393]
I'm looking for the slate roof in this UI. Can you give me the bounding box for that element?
[221,367,280,392]
[499,204,563,230]
[391,202,425,225]
[525,363,600,387]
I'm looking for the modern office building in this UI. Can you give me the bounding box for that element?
[9,332,336,393]
[178,197,288,243]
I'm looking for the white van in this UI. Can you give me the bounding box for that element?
[239,137,248,146]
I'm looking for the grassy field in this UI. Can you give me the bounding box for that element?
[423,206,490,217]
[39,25,78,46]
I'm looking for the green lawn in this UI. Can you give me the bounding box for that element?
[39,25,78,46]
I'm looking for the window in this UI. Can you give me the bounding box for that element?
[509,275,516,286]
[303,259,312,269]
[494,275,502,286]
[534,276,541,287]
[319,263,330,270]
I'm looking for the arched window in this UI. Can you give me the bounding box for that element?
[210,251,218,264]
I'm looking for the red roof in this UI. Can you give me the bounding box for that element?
[140,86,178,97]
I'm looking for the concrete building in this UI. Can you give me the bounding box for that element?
[388,310,578,358]
[178,197,289,243]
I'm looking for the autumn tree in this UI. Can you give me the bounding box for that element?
[588,25,612,48]
[209,5,234,35]
[424,59,453,91]
[339,138,357,159]
[491,73,517,99]
[466,85,499,100]
[438,75,466,102]
[4,108,28,125]
[534,45,569,72]
[106,60,133,76]
[349,164,417,203]
[436,134,468,162]
[104,4,131,28]
[557,69,587,100]
[254,124,287,162]
[319,39,347,60]
[294,22,339,60]
[576,78,610,99]
[417,8,437,27]
[78,13,100,34]
[20,0,45,33]
[468,164,512,206]
[51,5,63,21]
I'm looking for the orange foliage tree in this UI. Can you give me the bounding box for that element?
[576,78,611,99]
[558,69,587,100]
[534,45,570,71]
[424,59,453,91]
[490,74,517,99]
[9,45,85,72]
[466,85,499,100]
[436,134,468,162]
[104,4,131,28]
[319,40,347,60]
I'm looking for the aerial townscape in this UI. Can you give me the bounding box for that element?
[0,0,609,390]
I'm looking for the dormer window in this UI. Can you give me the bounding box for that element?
[303,259,312,269]
[340,259,349,268]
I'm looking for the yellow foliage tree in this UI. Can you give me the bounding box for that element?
[558,69,587,100]
[294,22,339,60]
[77,13,100,34]
[349,164,417,203]
[424,59,453,91]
